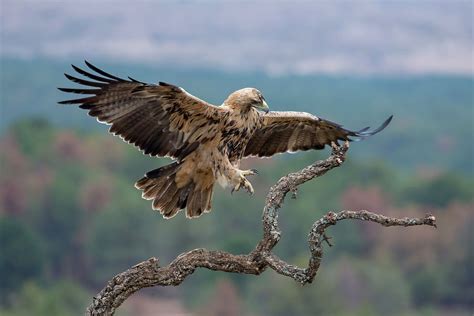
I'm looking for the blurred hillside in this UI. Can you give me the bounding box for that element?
[2,1,472,75]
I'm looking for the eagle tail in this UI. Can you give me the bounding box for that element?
[135,162,213,219]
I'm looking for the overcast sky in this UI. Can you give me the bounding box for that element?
[1,0,472,75]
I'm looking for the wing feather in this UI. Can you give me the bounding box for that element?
[58,61,225,160]
[244,111,392,157]
[63,73,106,87]
[71,64,116,83]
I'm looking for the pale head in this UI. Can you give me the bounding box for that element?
[223,88,269,113]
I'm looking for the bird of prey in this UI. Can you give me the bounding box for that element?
[59,61,392,219]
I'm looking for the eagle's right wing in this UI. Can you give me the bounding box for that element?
[59,61,225,160]
[244,111,392,157]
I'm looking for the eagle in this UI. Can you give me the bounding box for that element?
[59,61,392,219]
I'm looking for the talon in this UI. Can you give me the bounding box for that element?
[247,186,254,195]
[230,171,255,195]
[242,179,254,195]
[232,183,241,194]
[241,169,258,176]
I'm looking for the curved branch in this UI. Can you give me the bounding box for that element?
[86,142,436,315]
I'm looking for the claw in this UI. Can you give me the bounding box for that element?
[231,176,254,195]
[230,170,256,195]
[242,178,254,195]
[241,169,258,176]
[232,182,241,194]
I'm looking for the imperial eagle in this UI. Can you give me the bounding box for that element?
[59,62,392,218]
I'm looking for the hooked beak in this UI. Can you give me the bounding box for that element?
[254,99,270,113]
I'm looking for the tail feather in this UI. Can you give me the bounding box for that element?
[188,188,213,217]
[187,191,200,218]
[201,189,212,214]
[160,188,181,218]
[187,189,206,218]
[205,190,213,211]
[178,183,194,210]
[135,162,214,219]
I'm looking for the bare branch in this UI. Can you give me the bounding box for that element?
[86,142,436,315]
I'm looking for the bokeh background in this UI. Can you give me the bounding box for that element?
[1,1,473,315]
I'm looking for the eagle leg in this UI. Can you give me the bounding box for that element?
[231,171,255,195]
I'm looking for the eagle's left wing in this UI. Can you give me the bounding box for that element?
[244,111,392,157]
[58,61,226,160]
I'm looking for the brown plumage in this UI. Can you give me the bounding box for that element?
[59,61,392,218]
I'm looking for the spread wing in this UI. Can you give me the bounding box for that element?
[59,61,225,160]
[244,111,393,157]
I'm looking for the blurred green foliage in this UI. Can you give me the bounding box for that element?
[401,173,473,207]
[0,281,89,316]
[0,218,44,301]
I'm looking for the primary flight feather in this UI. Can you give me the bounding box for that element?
[59,61,392,219]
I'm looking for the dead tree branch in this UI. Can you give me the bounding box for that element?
[86,142,436,315]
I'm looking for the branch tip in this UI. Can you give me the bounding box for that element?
[425,213,437,228]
